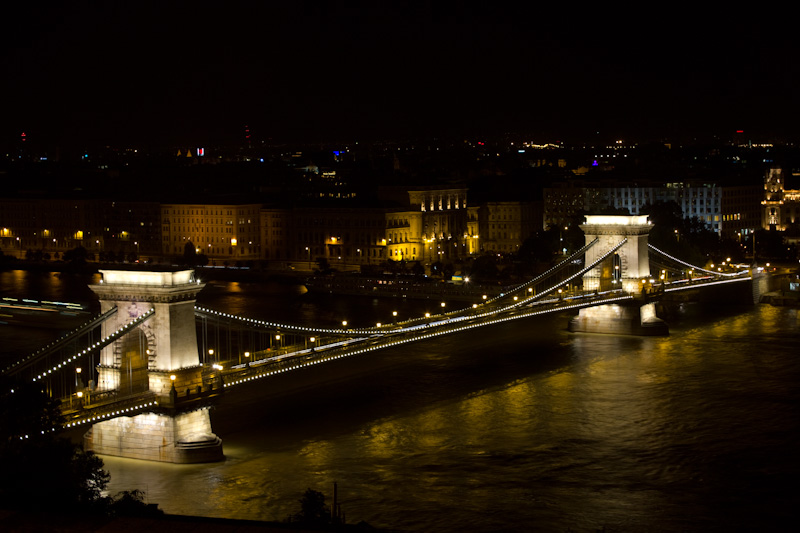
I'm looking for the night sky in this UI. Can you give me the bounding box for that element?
[3,3,798,149]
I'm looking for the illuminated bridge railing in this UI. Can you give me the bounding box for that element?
[647,244,747,279]
[195,306,378,337]
[2,306,119,377]
[483,237,600,305]
[31,308,156,383]
[220,289,634,390]
[62,392,160,429]
[492,238,629,314]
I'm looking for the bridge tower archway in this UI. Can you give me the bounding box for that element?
[580,215,652,293]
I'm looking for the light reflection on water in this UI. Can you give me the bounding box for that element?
[2,272,798,531]
[106,304,800,531]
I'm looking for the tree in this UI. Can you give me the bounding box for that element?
[63,245,89,270]
[289,488,330,526]
[0,377,110,513]
[468,254,500,282]
[183,241,198,265]
[108,489,163,517]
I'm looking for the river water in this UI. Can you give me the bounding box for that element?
[1,270,798,531]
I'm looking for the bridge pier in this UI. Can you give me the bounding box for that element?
[84,408,222,463]
[568,301,669,336]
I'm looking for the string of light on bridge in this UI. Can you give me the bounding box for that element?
[30,308,156,383]
[482,237,600,305]
[63,400,162,429]
[647,244,745,278]
[2,307,118,375]
[194,306,384,336]
[222,292,635,390]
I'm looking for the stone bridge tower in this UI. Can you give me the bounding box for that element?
[84,269,223,463]
[571,215,668,336]
[580,214,653,294]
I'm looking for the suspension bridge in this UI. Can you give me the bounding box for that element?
[2,215,757,463]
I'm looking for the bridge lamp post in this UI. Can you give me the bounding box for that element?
[342,320,348,329]
[309,337,316,351]
[208,349,214,364]
[76,391,83,408]
[392,311,398,324]
[558,288,563,300]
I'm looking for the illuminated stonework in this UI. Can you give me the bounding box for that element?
[90,269,205,389]
[85,409,222,463]
[568,302,668,336]
[762,167,800,233]
[581,215,652,294]
[85,268,223,463]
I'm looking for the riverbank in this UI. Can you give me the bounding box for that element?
[0,509,382,532]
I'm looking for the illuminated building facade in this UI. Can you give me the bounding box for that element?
[599,183,722,233]
[545,180,725,233]
[408,187,471,264]
[160,203,261,260]
[260,208,291,261]
[291,207,387,266]
[762,167,800,232]
[479,201,542,255]
[0,198,159,260]
[721,184,761,240]
[385,209,423,261]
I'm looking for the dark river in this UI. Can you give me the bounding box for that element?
[1,270,798,531]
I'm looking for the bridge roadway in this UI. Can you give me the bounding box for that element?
[56,271,751,430]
